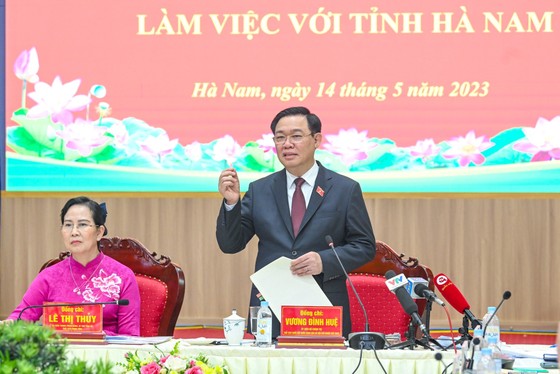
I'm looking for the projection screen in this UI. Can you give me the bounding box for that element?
[4,1,559,192]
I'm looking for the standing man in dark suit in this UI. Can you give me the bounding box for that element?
[216,106,376,338]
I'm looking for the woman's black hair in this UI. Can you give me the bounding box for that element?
[60,196,108,236]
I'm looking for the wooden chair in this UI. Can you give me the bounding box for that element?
[346,241,434,339]
[40,237,185,336]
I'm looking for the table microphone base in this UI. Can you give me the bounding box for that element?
[348,332,386,350]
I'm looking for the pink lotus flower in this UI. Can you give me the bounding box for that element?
[138,133,179,159]
[140,361,161,374]
[27,76,91,125]
[212,135,242,164]
[257,133,276,155]
[55,119,110,157]
[184,141,203,161]
[323,128,377,165]
[513,116,560,161]
[14,47,40,109]
[107,121,129,148]
[442,131,494,167]
[14,47,39,83]
[409,138,441,159]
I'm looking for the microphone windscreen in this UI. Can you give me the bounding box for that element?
[414,283,429,295]
[385,270,397,279]
[395,288,419,315]
[118,299,130,306]
[503,291,512,300]
[325,235,333,246]
[434,273,470,314]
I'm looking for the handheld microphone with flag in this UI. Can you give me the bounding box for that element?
[482,291,512,339]
[325,235,386,350]
[17,299,130,321]
[385,270,430,337]
[434,273,481,328]
[406,277,445,306]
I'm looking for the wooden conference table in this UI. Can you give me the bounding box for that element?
[66,339,453,374]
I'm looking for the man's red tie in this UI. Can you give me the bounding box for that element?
[292,178,306,236]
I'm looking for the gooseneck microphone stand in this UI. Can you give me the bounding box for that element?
[452,315,473,348]
[388,321,432,350]
[452,313,482,349]
[388,300,445,350]
[418,300,446,350]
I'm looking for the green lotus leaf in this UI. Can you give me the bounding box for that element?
[7,126,44,156]
[238,145,275,172]
[484,128,525,159]
[84,145,127,165]
[13,107,29,116]
[62,138,113,162]
[11,112,64,151]
[315,149,349,172]
[484,145,532,165]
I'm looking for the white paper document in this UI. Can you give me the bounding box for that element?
[249,256,332,319]
[105,335,173,345]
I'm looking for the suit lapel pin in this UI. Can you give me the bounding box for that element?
[316,186,324,197]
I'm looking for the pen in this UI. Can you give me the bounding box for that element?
[509,369,549,373]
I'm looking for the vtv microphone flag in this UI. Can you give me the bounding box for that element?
[385,273,408,291]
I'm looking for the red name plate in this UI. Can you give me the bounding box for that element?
[43,303,103,332]
[280,306,343,336]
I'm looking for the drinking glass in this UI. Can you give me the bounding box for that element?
[249,306,260,338]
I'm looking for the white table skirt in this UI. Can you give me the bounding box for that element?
[67,340,454,374]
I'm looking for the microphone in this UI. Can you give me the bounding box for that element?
[482,291,512,339]
[434,273,481,328]
[17,299,129,321]
[414,283,445,306]
[384,270,429,337]
[325,235,385,350]
[405,277,445,306]
[405,277,429,298]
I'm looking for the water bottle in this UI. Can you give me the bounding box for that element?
[475,348,498,374]
[471,327,486,370]
[487,336,502,373]
[451,348,465,374]
[255,301,272,347]
[454,340,470,373]
[482,306,500,343]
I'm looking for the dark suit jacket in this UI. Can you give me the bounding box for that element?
[216,162,375,338]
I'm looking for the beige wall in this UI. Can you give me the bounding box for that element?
[1,192,558,331]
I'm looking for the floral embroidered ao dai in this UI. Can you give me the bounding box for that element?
[9,253,140,336]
